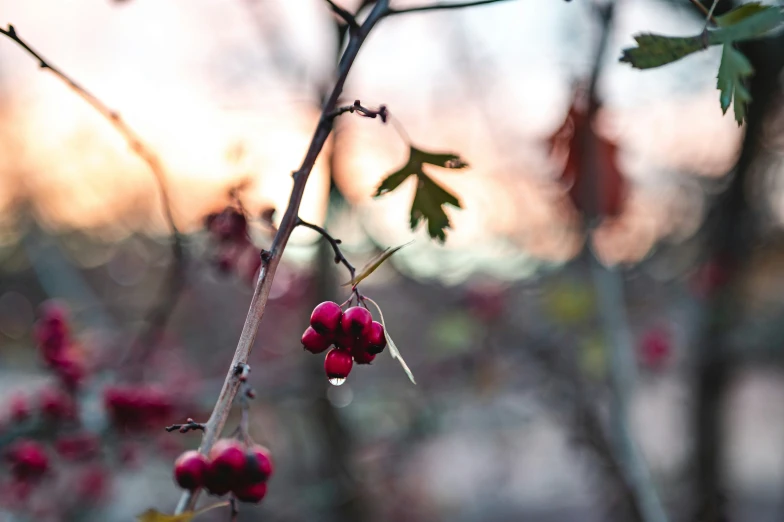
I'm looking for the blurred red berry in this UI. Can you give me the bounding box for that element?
[76,465,110,504]
[233,481,267,504]
[639,327,672,369]
[174,451,209,491]
[341,307,372,337]
[301,327,332,354]
[9,393,30,423]
[310,301,342,334]
[243,445,273,483]
[55,433,101,461]
[6,440,49,481]
[39,387,76,421]
[325,349,353,381]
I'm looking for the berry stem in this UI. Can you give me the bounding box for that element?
[296,217,356,280]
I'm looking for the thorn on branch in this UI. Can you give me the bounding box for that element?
[260,250,272,264]
[166,418,206,433]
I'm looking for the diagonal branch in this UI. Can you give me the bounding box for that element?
[296,218,356,279]
[173,0,391,513]
[325,0,360,31]
[386,0,517,16]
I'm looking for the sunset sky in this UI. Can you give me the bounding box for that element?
[0,0,749,279]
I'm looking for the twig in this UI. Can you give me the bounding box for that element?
[386,0,516,16]
[328,99,388,122]
[703,0,719,30]
[325,0,360,32]
[687,0,717,24]
[165,418,206,433]
[296,218,356,279]
[174,1,391,513]
[0,25,188,373]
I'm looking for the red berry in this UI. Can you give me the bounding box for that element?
[301,327,332,354]
[174,450,209,491]
[6,440,48,481]
[341,306,372,337]
[244,445,273,483]
[233,481,267,504]
[352,348,376,365]
[364,321,386,355]
[325,349,353,382]
[333,330,357,351]
[310,301,342,334]
[39,387,76,421]
[55,433,101,461]
[208,439,245,489]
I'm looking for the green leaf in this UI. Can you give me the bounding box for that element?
[365,297,415,384]
[715,2,770,27]
[137,502,229,522]
[619,34,707,69]
[620,6,783,70]
[717,44,754,125]
[410,175,460,243]
[374,146,467,242]
[710,5,784,43]
[342,241,413,287]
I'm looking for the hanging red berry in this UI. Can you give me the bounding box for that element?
[310,301,343,334]
[324,349,353,385]
[301,327,332,354]
[341,306,372,337]
[173,450,209,491]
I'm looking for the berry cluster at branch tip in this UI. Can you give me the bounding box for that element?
[173,439,273,504]
[302,301,387,385]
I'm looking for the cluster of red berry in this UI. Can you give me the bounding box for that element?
[33,302,85,390]
[173,439,273,503]
[302,301,386,385]
[103,385,174,433]
[204,206,261,283]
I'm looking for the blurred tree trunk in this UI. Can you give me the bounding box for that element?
[691,34,784,522]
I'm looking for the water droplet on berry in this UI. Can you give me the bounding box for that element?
[328,377,346,386]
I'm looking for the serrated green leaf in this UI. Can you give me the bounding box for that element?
[710,6,784,44]
[137,502,229,522]
[717,44,754,125]
[342,241,413,287]
[619,34,706,69]
[365,297,416,384]
[620,7,783,70]
[410,175,461,243]
[374,146,467,242]
[715,2,770,27]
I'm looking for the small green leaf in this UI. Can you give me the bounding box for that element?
[374,146,467,242]
[710,5,784,43]
[717,44,754,125]
[365,297,416,384]
[619,34,706,69]
[137,502,229,522]
[620,6,783,70]
[342,241,413,287]
[715,2,770,27]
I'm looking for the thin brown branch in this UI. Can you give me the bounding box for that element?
[296,218,356,279]
[0,24,187,371]
[328,99,388,122]
[386,0,516,15]
[174,0,391,513]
